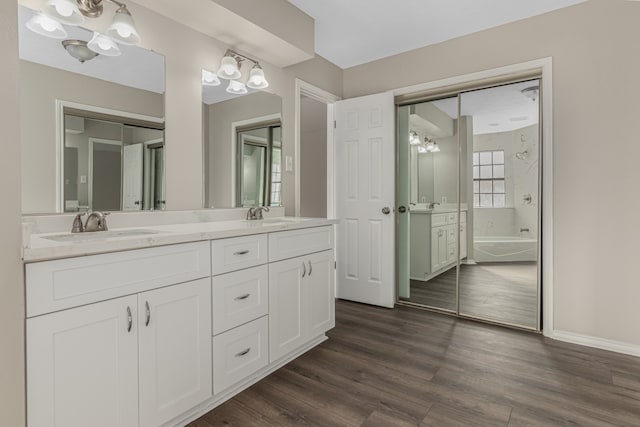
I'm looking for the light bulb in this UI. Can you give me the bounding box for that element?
[41,18,57,32]
[55,2,73,16]
[118,27,131,38]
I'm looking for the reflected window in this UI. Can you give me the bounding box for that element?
[473,150,505,208]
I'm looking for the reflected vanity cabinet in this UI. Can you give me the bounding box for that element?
[25,225,336,427]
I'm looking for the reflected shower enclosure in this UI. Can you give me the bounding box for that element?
[397,79,541,330]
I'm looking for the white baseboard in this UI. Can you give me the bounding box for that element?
[548,330,640,358]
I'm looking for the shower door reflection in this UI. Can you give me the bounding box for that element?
[458,80,540,329]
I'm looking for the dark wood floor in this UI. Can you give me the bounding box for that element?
[188,300,640,426]
[404,262,538,329]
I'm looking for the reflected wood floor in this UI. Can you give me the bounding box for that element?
[404,262,538,329]
[188,300,640,427]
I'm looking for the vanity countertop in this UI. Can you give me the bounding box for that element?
[23,217,338,263]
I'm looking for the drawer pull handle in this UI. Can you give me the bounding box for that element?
[234,250,250,256]
[126,306,132,333]
[308,260,312,276]
[235,293,251,301]
[235,348,251,357]
[145,301,151,327]
[302,262,307,278]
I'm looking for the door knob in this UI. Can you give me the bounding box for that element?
[398,206,407,213]
[381,207,391,215]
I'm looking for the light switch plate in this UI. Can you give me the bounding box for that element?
[80,175,87,184]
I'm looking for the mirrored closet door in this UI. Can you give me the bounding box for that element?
[397,79,541,331]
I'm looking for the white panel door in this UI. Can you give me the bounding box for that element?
[335,92,396,307]
[123,143,143,210]
[138,278,212,427]
[27,295,138,427]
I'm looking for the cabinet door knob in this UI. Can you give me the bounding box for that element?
[308,260,313,276]
[302,262,307,278]
[145,301,151,327]
[234,250,250,256]
[126,306,132,333]
[235,293,251,301]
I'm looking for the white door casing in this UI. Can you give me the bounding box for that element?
[335,92,396,308]
[123,143,144,210]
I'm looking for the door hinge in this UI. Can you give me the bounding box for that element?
[334,120,337,129]
[334,261,337,269]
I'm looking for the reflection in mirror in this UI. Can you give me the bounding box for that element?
[236,123,282,207]
[63,114,165,212]
[18,5,165,214]
[202,70,282,209]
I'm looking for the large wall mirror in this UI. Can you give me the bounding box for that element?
[202,72,283,209]
[18,4,166,214]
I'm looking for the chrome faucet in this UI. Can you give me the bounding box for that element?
[246,206,270,220]
[84,211,110,232]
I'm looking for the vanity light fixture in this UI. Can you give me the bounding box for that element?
[521,85,539,102]
[62,39,99,63]
[87,32,120,56]
[202,69,221,86]
[27,0,141,47]
[424,137,440,153]
[216,49,270,90]
[227,80,248,95]
[26,12,68,39]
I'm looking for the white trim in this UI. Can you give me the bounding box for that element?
[294,79,341,217]
[549,330,640,358]
[55,100,164,213]
[392,57,554,335]
[230,113,281,208]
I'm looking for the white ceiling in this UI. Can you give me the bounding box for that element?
[288,0,587,68]
[18,5,165,94]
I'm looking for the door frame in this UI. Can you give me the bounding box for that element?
[392,57,554,336]
[294,79,341,218]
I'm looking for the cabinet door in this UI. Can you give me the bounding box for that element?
[27,295,138,427]
[269,256,306,361]
[306,250,335,339]
[138,278,212,427]
[460,220,467,260]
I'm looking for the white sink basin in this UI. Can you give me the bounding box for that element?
[259,217,301,224]
[42,229,163,242]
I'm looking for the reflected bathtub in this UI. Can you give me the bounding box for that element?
[473,236,537,263]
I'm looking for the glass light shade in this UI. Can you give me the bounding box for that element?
[218,55,241,80]
[417,145,428,154]
[202,69,221,86]
[43,0,84,26]
[87,32,121,57]
[26,13,67,39]
[226,80,248,95]
[246,65,269,89]
[106,7,141,45]
[409,131,420,145]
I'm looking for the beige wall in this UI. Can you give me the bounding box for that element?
[20,60,164,213]
[0,1,25,426]
[344,0,640,346]
[300,95,328,217]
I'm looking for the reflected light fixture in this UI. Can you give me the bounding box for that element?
[43,0,84,25]
[62,39,99,63]
[87,32,121,56]
[227,80,248,95]
[424,137,440,153]
[521,86,539,101]
[26,12,67,39]
[202,69,221,86]
[27,0,142,47]
[409,130,420,145]
[215,49,270,90]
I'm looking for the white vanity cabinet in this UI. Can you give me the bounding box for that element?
[268,227,335,362]
[26,242,212,427]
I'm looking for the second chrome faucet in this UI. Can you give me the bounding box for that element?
[71,211,110,233]
[246,206,270,220]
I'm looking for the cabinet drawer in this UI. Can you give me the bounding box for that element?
[212,316,269,395]
[212,265,268,335]
[211,234,268,275]
[447,225,457,242]
[268,226,333,262]
[431,214,447,227]
[26,242,211,318]
[447,212,458,224]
